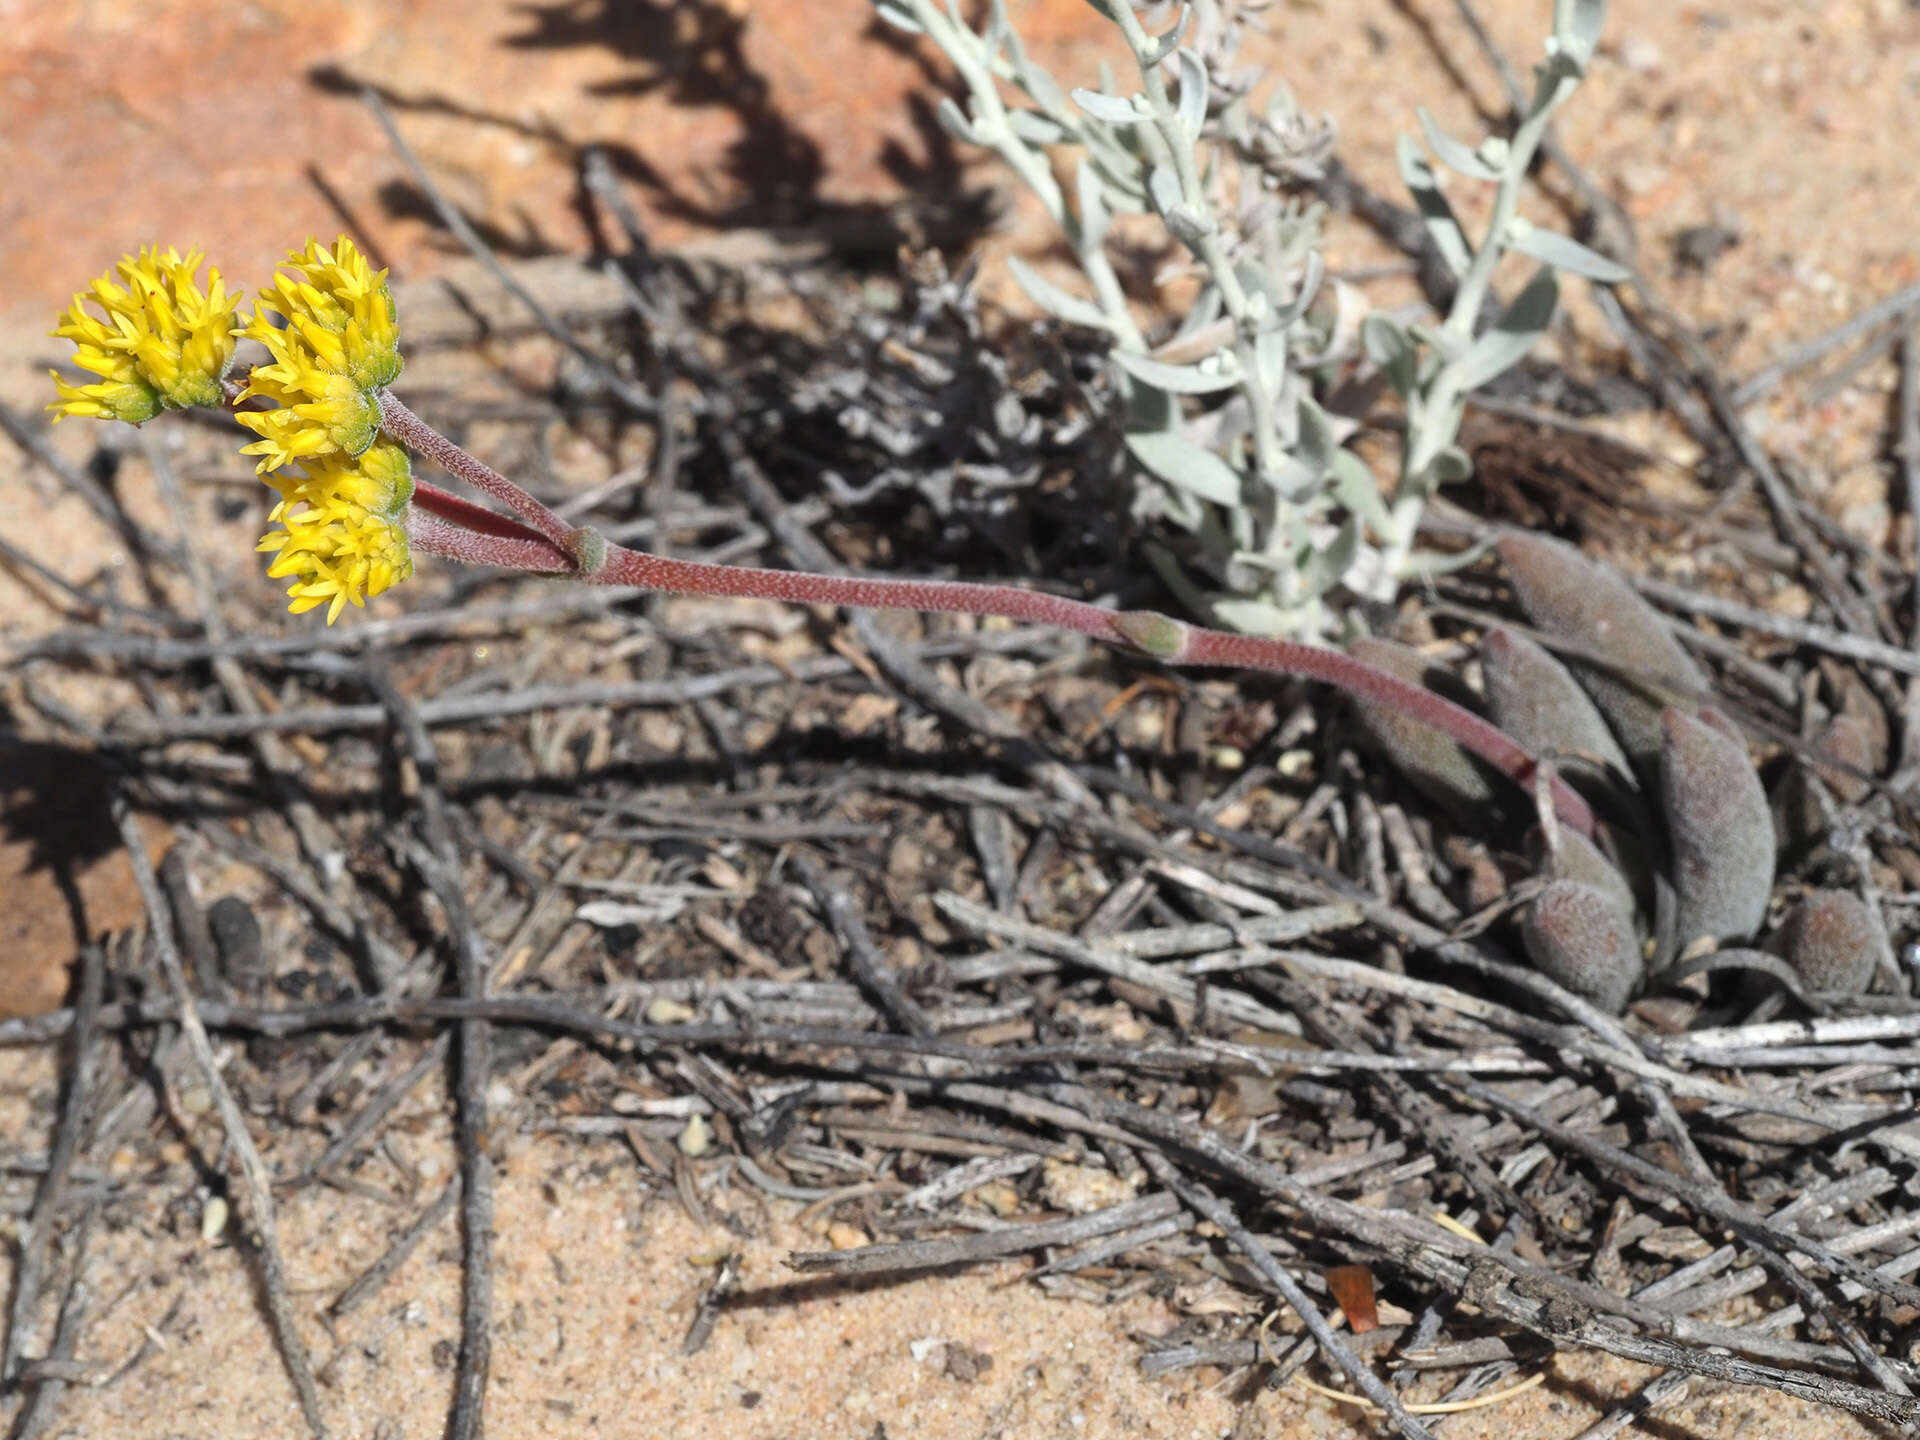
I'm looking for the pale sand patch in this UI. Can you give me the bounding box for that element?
[0,1044,1891,1440]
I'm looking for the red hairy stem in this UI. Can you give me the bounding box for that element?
[409,511,571,572]
[388,419,1595,837]
[599,545,1136,636]
[585,546,1594,836]
[1166,624,1595,836]
[379,389,575,548]
[410,477,569,547]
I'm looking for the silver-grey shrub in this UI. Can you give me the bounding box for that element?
[876,0,1626,640]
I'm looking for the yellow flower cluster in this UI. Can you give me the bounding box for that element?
[235,237,401,472]
[49,235,414,625]
[49,246,241,423]
[240,240,409,622]
[258,440,415,624]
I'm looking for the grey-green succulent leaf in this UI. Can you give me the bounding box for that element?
[1007,109,1073,145]
[1293,395,1338,478]
[1501,224,1631,283]
[1299,516,1361,596]
[1174,49,1209,140]
[1125,429,1246,507]
[1147,163,1184,217]
[1395,135,1474,279]
[981,0,1011,61]
[1137,4,1193,66]
[1110,348,1243,394]
[1400,539,1498,581]
[1006,28,1069,112]
[935,96,986,146]
[1211,597,1303,633]
[1245,250,1325,330]
[1416,108,1504,181]
[1361,313,1419,397]
[1072,88,1149,124]
[1163,203,1216,247]
[1405,391,1467,482]
[1074,157,1113,250]
[873,2,923,33]
[1661,707,1775,948]
[1084,147,1151,211]
[1553,0,1608,72]
[1427,445,1472,484]
[1006,256,1115,332]
[1451,266,1560,391]
[1330,449,1391,534]
[1263,451,1326,503]
[1523,880,1643,1014]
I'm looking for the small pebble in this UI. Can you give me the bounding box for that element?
[1042,1160,1135,1215]
[974,1181,1022,1217]
[644,996,697,1024]
[1620,37,1663,73]
[207,897,264,985]
[677,1113,713,1158]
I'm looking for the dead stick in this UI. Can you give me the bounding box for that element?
[1,944,102,1390]
[1134,1148,1436,1440]
[112,792,329,1438]
[366,671,493,1440]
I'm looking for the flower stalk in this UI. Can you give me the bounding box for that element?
[390,393,1593,836]
[47,234,1594,837]
[377,390,577,550]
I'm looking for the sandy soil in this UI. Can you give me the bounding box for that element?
[0,1040,1888,1440]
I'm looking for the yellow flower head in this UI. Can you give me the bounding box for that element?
[235,361,379,472]
[251,236,401,391]
[49,345,160,425]
[257,440,415,624]
[48,245,241,421]
[234,236,399,474]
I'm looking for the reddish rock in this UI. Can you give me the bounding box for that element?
[2,0,1919,395]
[0,744,165,1019]
[0,0,1112,336]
